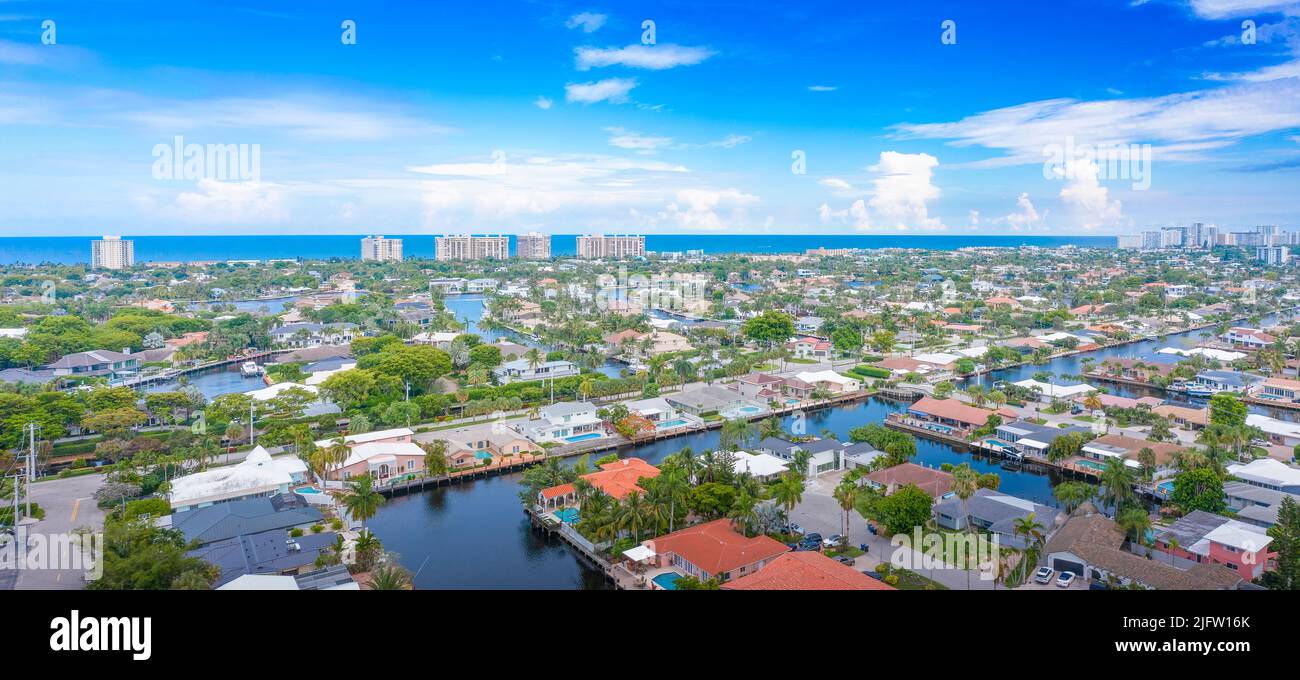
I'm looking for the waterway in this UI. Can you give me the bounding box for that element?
[370,309,1298,588]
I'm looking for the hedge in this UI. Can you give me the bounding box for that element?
[852,366,892,379]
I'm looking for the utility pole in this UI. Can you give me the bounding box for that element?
[249,401,255,447]
[26,423,35,519]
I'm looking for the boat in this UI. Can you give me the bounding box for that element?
[1184,384,1218,398]
[240,361,263,377]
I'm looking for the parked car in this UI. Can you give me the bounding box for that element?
[1034,566,1055,585]
[797,539,821,552]
[822,534,844,548]
[863,570,885,581]
[803,532,823,545]
[1088,580,1109,591]
[788,523,805,536]
[834,555,855,566]
[1056,571,1076,589]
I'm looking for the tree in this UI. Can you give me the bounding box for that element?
[870,329,896,353]
[1046,432,1085,463]
[875,484,933,535]
[1168,467,1226,514]
[742,310,795,349]
[1209,392,1247,428]
[1117,506,1152,545]
[369,555,414,590]
[952,463,979,589]
[421,440,449,479]
[1097,456,1136,512]
[832,478,859,543]
[772,472,804,515]
[933,381,955,399]
[342,475,385,529]
[1052,481,1094,513]
[1267,496,1300,590]
[90,517,216,590]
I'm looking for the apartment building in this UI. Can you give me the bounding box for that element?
[92,236,135,269]
[575,234,645,259]
[435,234,509,261]
[360,235,404,261]
[515,231,551,259]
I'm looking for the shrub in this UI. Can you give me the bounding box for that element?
[310,524,325,534]
[289,528,304,538]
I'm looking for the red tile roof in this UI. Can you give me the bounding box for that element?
[647,519,789,576]
[909,396,993,427]
[542,457,661,501]
[722,551,895,591]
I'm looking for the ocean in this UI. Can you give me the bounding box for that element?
[0,234,1116,265]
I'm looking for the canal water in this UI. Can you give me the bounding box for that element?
[370,310,1296,589]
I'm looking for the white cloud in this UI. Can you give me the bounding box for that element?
[605,126,674,152]
[575,44,716,70]
[164,179,290,224]
[867,151,942,229]
[1057,159,1124,229]
[534,96,553,110]
[818,199,870,228]
[807,85,838,92]
[701,133,751,149]
[1185,0,1300,19]
[818,178,852,190]
[565,78,637,104]
[565,12,607,33]
[1004,192,1045,230]
[659,188,759,229]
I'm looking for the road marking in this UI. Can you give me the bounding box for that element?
[70,498,81,523]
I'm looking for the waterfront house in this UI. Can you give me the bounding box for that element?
[793,370,861,394]
[330,440,427,485]
[1152,510,1276,580]
[269,322,357,347]
[1043,507,1243,590]
[785,337,832,360]
[192,527,339,588]
[1080,434,1184,474]
[313,427,414,450]
[1190,370,1258,394]
[992,422,1091,459]
[932,488,1058,548]
[517,401,605,444]
[437,425,540,468]
[1011,379,1097,402]
[730,372,786,400]
[169,446,307,512]
[863,463,953,499]
[900,396,995,436]
[46,349,139,379]
[755,437,843,476]
[1095,357,1175,382]
[168,492,323,547]
[1254,376,1300,404]
[217,565,359,591]
[640,518,790,585]
[625,396,695,428]
[722,551,894,590]
[492,358,579,384]
[666,384,758,417]
[1152,404,1209,430]
[429,277,467,294]
[537,457,661,509]
[1223,482,1300,528]
[730,451,790,481]
[1226,458,1300,494]
[1221,327,1275,350]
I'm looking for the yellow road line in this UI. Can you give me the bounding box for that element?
[70,498,81,523]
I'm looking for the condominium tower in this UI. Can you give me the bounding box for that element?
[575,234,646,259]
[360,235,404,262]
[435,234,509,261]
[515,232,552,259]
[91,236,135,269]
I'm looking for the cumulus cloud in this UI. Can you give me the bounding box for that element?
[659,188,759,229]
[534,96,553,110]
[1004,192,1045,230]
[867,151,942,229]
[565,78,638,104]
[565,12,607,33]
[1184,0,1299,19]
[164,179,290,224]
[1057,159,1124,229]
[575,44,716,70]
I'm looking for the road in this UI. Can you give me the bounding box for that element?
[2,473,107,590]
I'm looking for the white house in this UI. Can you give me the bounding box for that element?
[492,358,579,384]
[794,370,862,394]
[517,401,605,444]
[169,446,307,512]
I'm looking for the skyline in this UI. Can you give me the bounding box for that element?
[0,1,1298,236]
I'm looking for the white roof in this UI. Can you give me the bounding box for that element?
[732,451,790,477]
[1156,347,1246,362]
[956,346,989,358]
[1246,414,1300,440]
[1034,332,1087,343]
[305,363,357,385]
[169,446,295,508]
[245,382,319,401]
[315,427,413,449]
[623,545,656,562]
[1012,379,1097,398]
[795,370,859,386]
[914,352,962,365]
[1227,458,1300,487]
[343,441,426,467]
[1205,520,1273,552]
[218,574,300,590]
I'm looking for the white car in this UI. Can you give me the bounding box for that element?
[823,534,845,548]
[1034,566,1054,585]
[1056,571,1076,589]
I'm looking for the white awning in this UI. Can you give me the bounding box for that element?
[623,545,656,562]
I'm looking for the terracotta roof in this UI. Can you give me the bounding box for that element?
[908,396,993,427]
[865,462,954,498]
[542,457,661,501]
[722,552,894,591]
[647,519,789,576]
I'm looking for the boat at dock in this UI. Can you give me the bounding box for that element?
[240,361,263,377]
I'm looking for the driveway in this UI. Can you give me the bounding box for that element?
[3,473,107,590]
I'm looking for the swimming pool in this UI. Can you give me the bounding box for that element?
[657,418,689,429]
[1156,480,1174,495]
[722,405,763,418]
[565,432,603,443]
[555,508,580,524]
[474,451,492,461]
[1077,460,1107,472]
[652,572,685,590]
[295,486,322,494]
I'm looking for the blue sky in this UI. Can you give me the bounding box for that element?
[1,0,1298,236]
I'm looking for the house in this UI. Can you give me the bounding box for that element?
[313,427,414,450]
[932,488,1058,548]
[1226,458,1300,494]
[1152,510,1276,580]
[440,422,541,468]
[1043,507,1242,589]
[640,518,790,584]
[795,316,824,333]
[666,384,757,417]
[842,442,885,470]
[901,396,995,435]
[785,337,832,360]
[269,322,357,347]
[1254,376,1300,405]
[168,493,323,546]
[169,446,308,512]
[722,551,894,590]
[1221,327,1275,349]
[1190,370,1257,394]
[755,437,843,476]
[992,422,1091,459]
[1080,434,1184,474]
[863,463,953,498]
[46,349,139,379]
[517,401,605,444]
[1011,379,1097,402]
[538,457,661,509]
[1152,404,1209,430]
[730,451,790,481]
[217,565,359,591]
[1223,481,1300,528]
[730,372,786,400]
[793,370,861,394]
[1246,413,1300,447]
[191,527,340,588]
[492,358,579,384]
[330,440,427,485]
[625,396,694,428]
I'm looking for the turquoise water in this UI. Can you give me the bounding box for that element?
[474,451,492,460]
[1077,460,1107,471]
[652,572,684,590]
[565,432,603,442]
[555,508,580,524]
[296,486,321,494]
[657,418,689,428]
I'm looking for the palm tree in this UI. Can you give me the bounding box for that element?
[719,418,758,452]
[772,472,805,515]
[616,491,649,543]
[343,475,385,530]
[352,529,383,571]
[326,437,350,484]
[952,463,979,590]
[1053,480,1093,513]
[832,478,859,544]
[369,558,414,590]
[657,466,689,533]
[1097,456,1136,514]
[728,489,759,536]
[1117,506,1152,545]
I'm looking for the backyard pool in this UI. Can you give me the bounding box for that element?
[656,418,689,429]
[565,432,604,443]
[555,508,580,524]
[651,572,685,590]
[295,486,322,494]
[721,405,764,418]
[1077,459,1107,472]
[474,451,493,461]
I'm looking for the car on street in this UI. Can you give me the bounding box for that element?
[787,523,805,536]
[1057,571,1076,588]
[834,555,855,566]
[803,532,823,545]
[822,534,844,548]
[1034,566,1054,585]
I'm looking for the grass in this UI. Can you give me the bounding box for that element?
[890,567,949,591]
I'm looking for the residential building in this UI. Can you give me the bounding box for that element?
[992,422,1091,459]
[640,518,789,584]
[1256,245,1290,265]
[192,527,339,588]
[360,235,403,261]
[217,565,359,590]
[169,446,309,511]
[516,231,551,259]
[168,493,323,546]
[1223,481,1300,528]
[269,322,358,347]
[575,234,646,259]
[538,457,661,509]
[1152,510,1276,580]
[492,358,579,384]
[793,370,861,394]
[46,349,139,379]
[932,488,1057,548]
[91,235,134,269]
[863,462,954,498]
[435,234,509,260]
[722,551,894,590]
[441,422,541,468]
[1226,458,1300,494]
[1221,327,1276,349]
[785,337,832,360]
[897,396,997,436]
[516,401,605,444]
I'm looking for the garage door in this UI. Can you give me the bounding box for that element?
[1052,558,1084,576]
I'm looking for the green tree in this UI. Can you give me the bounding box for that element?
[742,310,795,349]
[342,475,385,529]
[1267,496,1300,590]
[1168,467,1227,514]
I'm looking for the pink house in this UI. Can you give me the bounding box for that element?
[314,428,423,486]
[1153,510,1276,580]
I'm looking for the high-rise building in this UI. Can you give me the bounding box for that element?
[1160,227,1184,248]
[575,234,646,259]
[360,235,403,261]
[515,232,551,259]
[1256,245,1290,266]
[1116,234,1142,249]
[435,234,509,261]
[91,236,134,269]
[1141,230,1162,250]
